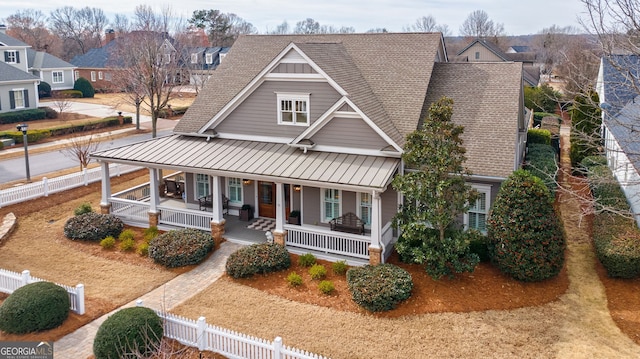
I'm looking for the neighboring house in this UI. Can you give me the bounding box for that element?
[506,45,531,54]
[182,46,230,87]
[70,33,122,92]
[0,26,40,113]
[456,38,540,86]
[91,33,527,265]
[595,54,640,226]
[27,48,76,91]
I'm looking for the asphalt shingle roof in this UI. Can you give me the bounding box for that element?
[605,97,640,173]
[174,33,443,145]
[27,48,75,69]
[70,41,118,68]
[0,61,39,82]
[423,62,522,178]
[0,32,29,47]
[601,55,640,114]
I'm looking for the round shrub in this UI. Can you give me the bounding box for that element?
[64,212,124,241]
[74,203,93,216]
[487,170,566,282]
[119,229,136,241]
[286,272,303,287]
[137,242,150,257]
[100,236,116,249]
[332,260,348,275]
[347,264,413,312]
[318,280,335,294]
[74,77,95,98]
[93,307,163,359]
[0,281,70,334]
[298,253,316,267]
[226,243,291,278]
[309,264,327,280]
[119,238,135,252]
[149,229,213,267]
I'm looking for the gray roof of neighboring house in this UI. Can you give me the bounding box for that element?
[175,33,444,146]
[522,65,541,86]
[423,62,523,178]
[605,97,640,173]
[181,46,230,70]
[601,55,640,114]
[0,32,29,47]
[0,61,39,82]
[456,38,509,61]
[91,135,400,190]
[27,48,75,70]
[504,52,536,63]
[509,45,530,53]
[70,40,118,68]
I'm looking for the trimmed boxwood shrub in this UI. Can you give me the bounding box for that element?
[74,77,95,98]
[487,170,565,282]
[318,280,335,294]
[1,129,51,144]
[149,228,214,267]
[309,264,327,280]
[593,213,640,278]
[93,307,163,359]
[525,143,558,195]
[64,212,124,241]
[226,243,291,278]
[527,128,552,145]
[579,155,607,174]
[74,203,93,216]
[298,253,316,267]
[0,108,46,124]
[590,165,631,212]
[347,264,413,312]
[59,89,83,98]
[0,281,70,334]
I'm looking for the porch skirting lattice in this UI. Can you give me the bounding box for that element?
[247,218,276,232]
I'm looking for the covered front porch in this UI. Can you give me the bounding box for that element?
[92,135,401,265]
[102,171,396,265]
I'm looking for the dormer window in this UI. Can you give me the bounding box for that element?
[205,53,213,64]
[277,93,310,126]
[4,50,18,64]
[191,53,198,64]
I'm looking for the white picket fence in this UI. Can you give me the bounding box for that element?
[0,268,85,315]
[0,163,142,208]
[137,301,329,359]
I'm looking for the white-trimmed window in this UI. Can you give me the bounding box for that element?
[358,192,372,226]
[52,71,64,83]
[227,178,242,204]
[191,53,198,64]
[465,184,492,234]
[4,50,17,63]
[74,70,79,80]
[90,71,96,82]
[277,93,310,126]
[98,71,103,80]
[10,89,26,109]
[195,174,210,199]
[322,189,341,222]
[475,51,480,60]
[205,53,213,64]
[105,72,112,81]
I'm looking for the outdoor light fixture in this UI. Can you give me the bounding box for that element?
[243,179,253,185]
[16,123,30,182]
[293,184,301,192]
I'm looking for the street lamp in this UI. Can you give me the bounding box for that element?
[16,123,30,183]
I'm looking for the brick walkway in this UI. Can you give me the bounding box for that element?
[53,241,241,358]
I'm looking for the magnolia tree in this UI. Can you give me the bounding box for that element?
[392,97,480,279]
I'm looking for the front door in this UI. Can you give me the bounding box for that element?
[258,181,275,218]
[257,182,290,219]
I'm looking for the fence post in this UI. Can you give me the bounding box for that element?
[75,284,85,315]
[197,317,206,351]
[21,270,30,286]
[83,168,89,186]
[43,177,49,197]
[136,299,144,307]
[274,337,283,359]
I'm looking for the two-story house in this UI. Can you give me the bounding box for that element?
[90,33,527,265]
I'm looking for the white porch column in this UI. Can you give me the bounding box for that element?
[149,168,160,213]
[275,182,286,232]
[369,190,382,265]
[211,175,224,223]
[99,162,111,214]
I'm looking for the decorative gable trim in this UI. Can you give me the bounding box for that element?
[200,42,348,134]
[291,96,402,153]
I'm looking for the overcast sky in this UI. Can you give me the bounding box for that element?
[0,0,587,36]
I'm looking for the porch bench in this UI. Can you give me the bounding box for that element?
[330,212,365,235]
[198,194,229,215]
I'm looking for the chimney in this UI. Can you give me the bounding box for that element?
[105,29,115,43]
[0,25,6,34]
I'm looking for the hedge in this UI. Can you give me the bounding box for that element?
[226,243,291,278]
[0,108,46,124]
[148,228,214,268]
[525,143,558,196]
[58,89,83,98]
[593,213,640,278]
[0,116,132,144]
[0,281,70,334]
[589,165,630,212]
[527,128,552,145]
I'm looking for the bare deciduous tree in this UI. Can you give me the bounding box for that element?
[61,135,99,171]
[49,6,107,60]
[403,15,452,36]
[459,10,505,39]
[53,95,72,120]
[5,10,62,55]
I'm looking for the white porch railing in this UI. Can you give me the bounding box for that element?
[113,182,151,201]
[110,198,150,224]
[0,269,85,315]
[380,221,395,262]
[0,163,141,208]
[158,206,214,231]
[138,301,329,359]
[284,224,370,260]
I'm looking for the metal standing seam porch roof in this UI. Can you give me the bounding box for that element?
[91,135,400,191]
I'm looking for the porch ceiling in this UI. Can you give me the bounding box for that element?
[91,135,399,190]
